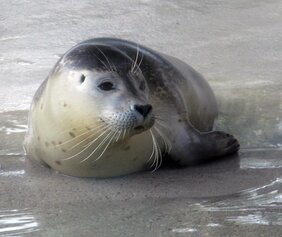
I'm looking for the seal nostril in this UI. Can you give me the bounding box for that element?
[80,74,86,84]
[134,104,152,118]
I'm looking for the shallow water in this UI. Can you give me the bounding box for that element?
[1,0,282,236]
[1,111,282,236]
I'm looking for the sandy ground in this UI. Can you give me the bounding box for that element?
[0,0,282,236]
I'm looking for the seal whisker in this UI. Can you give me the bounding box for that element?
[154,132,163,172]
[56,120,104,137]
[149,130,157,168]
[153,126,168,154]
[95,46,117,72]
[154,118,170,129]
[131,44,140,73]
[153,111,171,121]
[122,128,127,140]
[149,130,160,172]
[93,129,120,162]
[62,127,111,161]
[134,52,143,74]
[92,52,112,72]
[153,140,160,172]
[153,125,172,153]
[80,129,114,163]
[115,129,123,142]
[67,124,112,151]
[86,46,113,72]
[154,116,169,124]
[147,130,156,164]
[56,123,108,147]
[153,108,175,118]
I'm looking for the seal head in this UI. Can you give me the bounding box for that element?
[59,44,155,137]
[24,43,157,177]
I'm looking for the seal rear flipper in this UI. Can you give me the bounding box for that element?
[169,130,240,166]
[200,131,240,158]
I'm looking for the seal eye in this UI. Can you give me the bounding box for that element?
[98,81,114,91]
[80,74,86,84]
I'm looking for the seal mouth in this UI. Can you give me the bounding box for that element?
[134,125,145,131]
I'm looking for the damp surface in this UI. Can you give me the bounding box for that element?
[1,111,282,237]
[1,0,282,236]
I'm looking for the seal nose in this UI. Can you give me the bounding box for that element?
[134,104,152,118]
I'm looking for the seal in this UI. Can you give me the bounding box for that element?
[24,38,239,178]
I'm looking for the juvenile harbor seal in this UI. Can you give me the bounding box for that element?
[24,38,239,178]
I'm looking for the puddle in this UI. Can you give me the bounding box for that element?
[0,209,39,236]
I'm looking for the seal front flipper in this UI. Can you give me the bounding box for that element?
[169,127,240,166]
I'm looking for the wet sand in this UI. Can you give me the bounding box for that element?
[1,0,282,236]
[1,111,282,236]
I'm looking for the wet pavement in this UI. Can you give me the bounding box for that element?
[1,0,282,236]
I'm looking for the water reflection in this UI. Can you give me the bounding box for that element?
[0,121,27,135]
[227,212,282,226]
[202,177,282,210]
[214,86,282,149]
[0,169,25,177]
[167,178,282,236]
[0,209,39,236]
[0,111,27,156]
[172,227,198,233]
[200,177,282,226]
[240,148,282,169]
